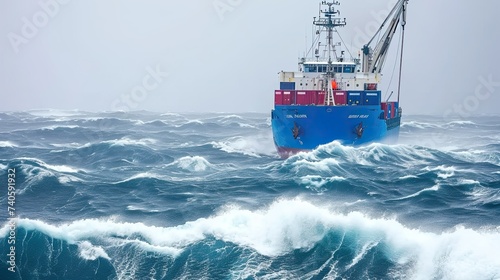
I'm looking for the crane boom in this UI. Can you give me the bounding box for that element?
[362,0,408,74]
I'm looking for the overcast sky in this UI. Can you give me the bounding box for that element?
[1,0,499,115]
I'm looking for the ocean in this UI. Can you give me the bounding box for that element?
[0,110,499,280]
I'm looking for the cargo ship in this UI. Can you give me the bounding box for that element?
[271,0,409,158]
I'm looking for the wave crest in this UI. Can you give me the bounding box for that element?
[2,198,500,279]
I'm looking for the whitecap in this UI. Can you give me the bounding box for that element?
[238,123,257,128]
[78,241,110,260]
[447,120,476,126]
[401,121,438,129]
[299,175,345,189]
[104,138,157,147]
[58,175,82,184]
[114,172,164,184]
[399,175,418,180]
[186,119,204,125]
[211,134,276,157]
[28,109,84,118]
[422,165,457,179]
[292,158,341,172]
[40,125,79,130]
[174,156,212,172]
[395,184,440,200]
[18,157,82,173]
[126,205,160,213]
[459,179,480,185]
[160,112,182,117]
[219,114,243,120]
[3,199,500,279]
[346,241,379,269]
[0,141,17,148]
[51,142,84,148]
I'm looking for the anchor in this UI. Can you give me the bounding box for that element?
[355,122,364,138]
[292,122,301,139]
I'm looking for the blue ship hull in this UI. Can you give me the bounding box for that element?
[271,105,400,157]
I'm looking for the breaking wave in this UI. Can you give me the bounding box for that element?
[2,199,500,279]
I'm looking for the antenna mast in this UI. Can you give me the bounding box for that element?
[313,1,346,70]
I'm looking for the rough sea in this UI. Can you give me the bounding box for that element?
[0,110,499,280]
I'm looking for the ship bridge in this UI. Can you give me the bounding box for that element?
[301,61,357,74]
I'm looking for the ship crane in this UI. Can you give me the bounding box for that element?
[362,0,408,74]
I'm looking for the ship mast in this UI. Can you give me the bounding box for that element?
[313,1,346,74]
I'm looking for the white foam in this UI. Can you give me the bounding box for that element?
[58,175,82,184]
[292,158,341,172]
[399,175,418,180]
[46,164,80,173]
[78,241,111,260]
[9,218,183,258]
[459,179,480,185]
[299,175,345,189]
[397,185,440,200]
[114,172,163,184]
[126,205,160,213]
[451,150,500,166]
[14,158,82,194]
[408,226,500,280]
[401,121,438,129]
[40,125,79,130]
[212,134,276,157]
[238,123,257,128]
[346,241,379,270]
[121,239,181,256]
[186,119,203,125]
[422,165,457,179]
[174,156,212,172]
[469,188,500,206]
[18,157,82,173]
[3,199,500,279]
[447,120,476,126]
[219,114,243,120]
[104,138,157,147]
[160,112,182,117]
[305,142,435,168]
[52,142,84,148]
[28,109,83,118]
[0,141,17,148]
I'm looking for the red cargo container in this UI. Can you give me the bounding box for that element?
[381,102,388,119]
[333,90,347,105]
[389,102,396,118]
[283,91,292,105]
[296,91,308,105]
[381,102,397,118]
[316,91,326,105]
[306,91,317,105]
[274,90,283,105]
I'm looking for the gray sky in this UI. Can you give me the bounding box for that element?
[1,0,499,115]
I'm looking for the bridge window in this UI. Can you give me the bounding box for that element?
[343,66,354,73]
[304,64,317,73]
